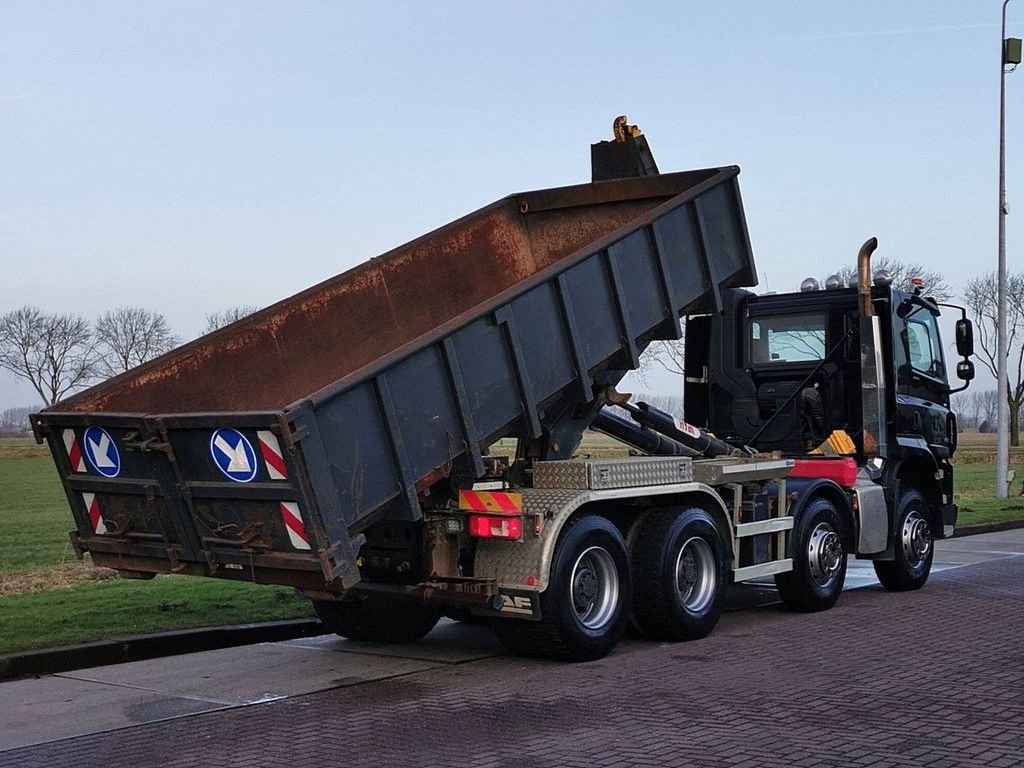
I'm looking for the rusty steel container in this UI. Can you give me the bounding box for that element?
[33,166,756,590]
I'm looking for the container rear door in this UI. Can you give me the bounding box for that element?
[36,412,333,591]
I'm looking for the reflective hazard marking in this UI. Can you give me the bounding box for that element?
[63,429,85,472]
[459,490,523,515]
[279,502,310,550]
[257,430,288,480]
[82,492,107,535]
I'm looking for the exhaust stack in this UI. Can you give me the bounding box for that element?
[857,237,878,317]
[856,236,887,459]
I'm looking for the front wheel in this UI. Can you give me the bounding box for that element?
[873,488,934,592]
[631,508,728,641]
[494,514,631,662]
[775,497,847,612]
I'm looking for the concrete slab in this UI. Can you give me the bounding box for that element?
[57,641,441,706]
[0,674,227,752]
[286,618,504,663]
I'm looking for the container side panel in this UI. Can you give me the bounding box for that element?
[562,256,622,370]
[611,229,671,335]
[697,182,750,287]
[512,282,575,403]
[387,345,463,480]
[652,207,711,311]
[452,317,521,441]
[316,384,401,527]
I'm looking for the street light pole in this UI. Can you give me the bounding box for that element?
[997,1,1018,498]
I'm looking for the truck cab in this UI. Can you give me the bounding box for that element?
[685,274,972,545]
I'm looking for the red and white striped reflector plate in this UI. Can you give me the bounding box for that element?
[279,501,310,550]
[257,430,288,480]
[63,429,85,472]
[458,490,522,515]
[81,492,107,534]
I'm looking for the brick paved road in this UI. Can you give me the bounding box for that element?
[3,544,1023,767]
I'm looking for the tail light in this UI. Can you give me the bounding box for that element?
[467,514,522,540]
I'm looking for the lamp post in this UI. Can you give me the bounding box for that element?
[997,2,1020,498]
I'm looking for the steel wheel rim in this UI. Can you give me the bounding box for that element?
[569,546,619,630]
[807,522,843,587]
[674,536,717,612]
[902,510,932,568]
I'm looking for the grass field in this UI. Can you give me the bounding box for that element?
[1,432,1022,654]
[0,447,313,654]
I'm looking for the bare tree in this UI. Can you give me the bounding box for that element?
[963,272,1024,445]
[0,306,98,405]
[980,389,1000,431]
[0,405,33,436]
[828,257,952,302]
[94,307,180,376]
[636,321,686,388]
[204,305,260,334]
[635,392,685,419]
[953,388,997,430]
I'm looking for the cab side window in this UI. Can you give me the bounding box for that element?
[905,308,944,378]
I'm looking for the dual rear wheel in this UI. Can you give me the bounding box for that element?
[495,507,729,661]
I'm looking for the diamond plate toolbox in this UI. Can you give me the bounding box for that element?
[533,456,694,490]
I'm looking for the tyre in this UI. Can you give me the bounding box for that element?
[775,496,847,612]
[631,507,728,641]
[873,487,934,592]
[494,514,631,662]
[313,593,441,643]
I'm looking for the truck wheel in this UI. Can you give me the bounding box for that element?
[312,594,441,643]
[631,507,727,641]
[873,488,934,592]
[494,514,631,662]
[774,497,847,612]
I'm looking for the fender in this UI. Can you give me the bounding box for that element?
[473,482,733,597]
[782,476,856,556]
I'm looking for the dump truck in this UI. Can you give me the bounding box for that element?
[33,122,975,662]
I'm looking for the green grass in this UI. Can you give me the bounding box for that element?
[952,463,1024,526]
[0,457,76,571]
[0,453,313,654]
[0,576,313,654]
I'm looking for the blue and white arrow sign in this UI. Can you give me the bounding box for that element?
[83,426,121,478]
[210,429,258,483]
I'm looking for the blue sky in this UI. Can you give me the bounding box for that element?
[0,1,1018,407]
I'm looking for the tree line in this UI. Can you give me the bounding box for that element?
[0,304,259,408]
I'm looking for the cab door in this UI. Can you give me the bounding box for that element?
[893,301,955,460]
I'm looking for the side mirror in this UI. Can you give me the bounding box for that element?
[956,318,974,357]
[957,359,975,382]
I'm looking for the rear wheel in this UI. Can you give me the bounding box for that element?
[873,488,934,592]
[494,514,631,662]
[313,593,441,643]
[775,497,847,612]
[631,508,728,641]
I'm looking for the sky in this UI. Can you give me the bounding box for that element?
[0,1,1019,408]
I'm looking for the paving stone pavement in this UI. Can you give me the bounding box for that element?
[2,551,1023,767]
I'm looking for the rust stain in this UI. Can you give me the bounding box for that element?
[55,186,679,414]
